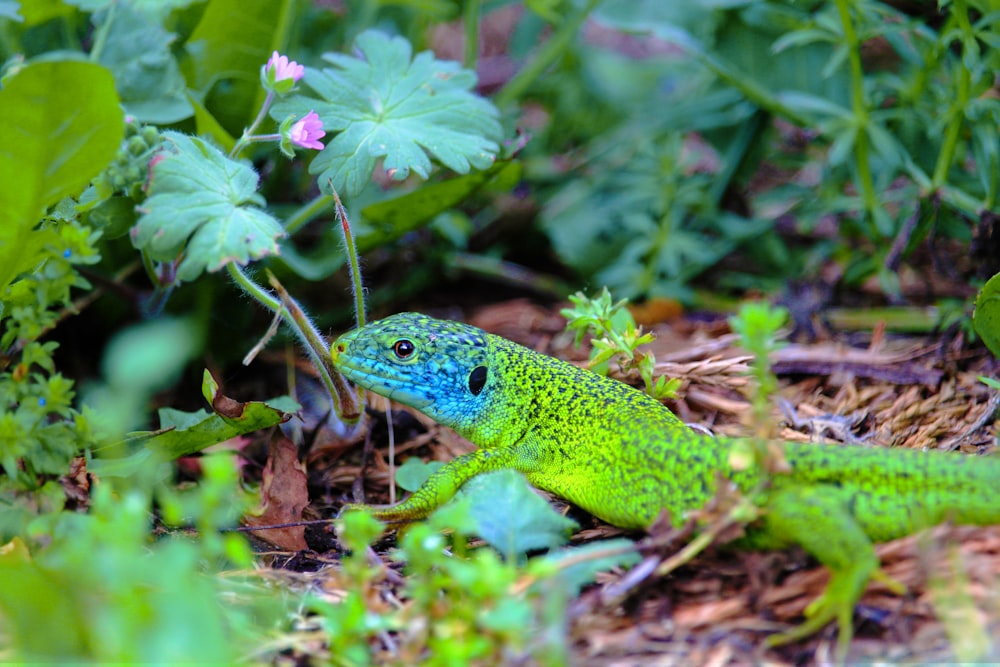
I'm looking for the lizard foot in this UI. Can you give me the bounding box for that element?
[763,562,891,662]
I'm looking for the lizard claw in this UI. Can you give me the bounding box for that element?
[871,566,906,595]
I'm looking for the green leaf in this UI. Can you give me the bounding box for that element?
[101,318,201,394]
[93,3,192,123]
[395,457,445,492]
[974,272,1000,359]
[132,132,286,282]
[17,0,72,25]
[188,93,236,154]
[272,30,502,197]
[593,0,729,43]
[445,470,578,560]
[91,370,297,477]
[535,538,641,595]
[69,0,200,20]
[157,406,211,431]
[0,1,22,21]
[359,160,521,251]
[182,0,291,137]
[0,60,123,291]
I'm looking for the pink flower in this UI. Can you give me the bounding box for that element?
[266,51,304,83]
[263,51,304,94]
[289,111,325,150]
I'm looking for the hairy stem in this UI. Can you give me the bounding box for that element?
[284,193,334,235]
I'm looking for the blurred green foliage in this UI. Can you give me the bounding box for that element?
[324,485,639,666]
[0,0,997,663]
[974,271,1000,359]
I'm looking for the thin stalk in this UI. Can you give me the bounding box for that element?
[139,248,160,286]
[231,91,276,159]
[329,186,367,327]
[284,193,334,235]
[227,262,281,312]
[494,0,600,109]
[266,271,362,422]
[87,1,115,62]
[463,0,480,71]
[834,0,880,236]
[386,404,396,504]
[688,53,811,127]
[931,0,972,190]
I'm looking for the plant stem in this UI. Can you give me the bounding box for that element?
[227,262,280,312]
[227,262,362,422]
[494,0,600,109]
[284,193,334,235]
[329,186,367,327]
[835,0,880,236]
[463,0,480,71]
[931,0,972,191]
[267,272,361,422]
[231,91,276,159]
[87,1,115,62]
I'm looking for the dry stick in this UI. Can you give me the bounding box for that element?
[352,426,375,504]
[386,404,396,505]
[243,304,284,366]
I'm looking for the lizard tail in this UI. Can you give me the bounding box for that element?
[782,442,1000,541]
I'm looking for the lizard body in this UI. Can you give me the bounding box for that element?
[330,312,1000,653]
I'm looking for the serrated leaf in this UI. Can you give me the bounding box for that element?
[0,60,123,292]
[92,3,192,123]
[444,470,578,560]
[272,30,502,197]
[132,132,286,282]
[974,272,1000,359]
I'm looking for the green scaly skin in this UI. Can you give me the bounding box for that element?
[331,312,1000,655]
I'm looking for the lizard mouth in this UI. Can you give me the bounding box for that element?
[332,353,434,411]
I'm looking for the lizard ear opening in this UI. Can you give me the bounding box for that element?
[468,365,488,395]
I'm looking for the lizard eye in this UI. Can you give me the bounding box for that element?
[468,365,487,395]
[392,339,415,359]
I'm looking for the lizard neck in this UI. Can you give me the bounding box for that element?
[455,333,685,450]
[445,334,539,449]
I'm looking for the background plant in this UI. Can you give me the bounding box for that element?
[0,0,997,663]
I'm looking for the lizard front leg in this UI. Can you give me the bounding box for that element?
[344,445,543,524]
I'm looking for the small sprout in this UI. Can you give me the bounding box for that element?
[562,288,680,400]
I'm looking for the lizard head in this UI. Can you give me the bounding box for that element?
[330,312,491,429]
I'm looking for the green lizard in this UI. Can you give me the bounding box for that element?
[330,312,1000,655]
